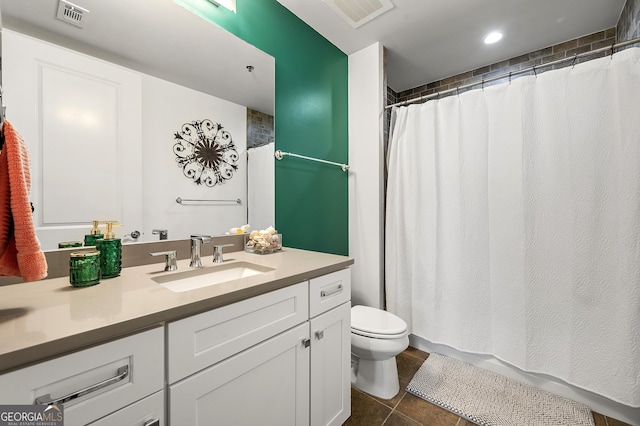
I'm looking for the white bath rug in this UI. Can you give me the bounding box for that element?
[406,353,595,426]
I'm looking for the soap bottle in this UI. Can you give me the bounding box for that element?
[96,221,122,278]
[84,220,104,246]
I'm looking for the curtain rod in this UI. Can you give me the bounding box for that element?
[274,150,350,172]
[386,36,640,110]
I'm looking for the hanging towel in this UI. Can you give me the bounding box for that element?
[0,120,48,281]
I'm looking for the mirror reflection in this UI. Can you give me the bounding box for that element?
[0,0,275,251]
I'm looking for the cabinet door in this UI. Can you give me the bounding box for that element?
[169,322,310,426]
[309,302,351,426]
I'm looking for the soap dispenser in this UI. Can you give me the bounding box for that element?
[84,220,104,246]
[96,221,122,278]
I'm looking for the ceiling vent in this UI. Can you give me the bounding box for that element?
[324,0,393,29]
[56,0,89,28]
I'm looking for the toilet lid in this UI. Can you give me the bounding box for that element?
[351,305,407,336]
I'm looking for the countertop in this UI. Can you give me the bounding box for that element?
[0,247,353,374]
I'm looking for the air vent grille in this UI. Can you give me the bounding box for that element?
[325,0,393,29]
[56,0,89,28]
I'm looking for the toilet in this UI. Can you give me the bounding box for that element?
[351,305,409,399]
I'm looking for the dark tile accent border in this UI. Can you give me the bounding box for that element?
[393,28,617,105]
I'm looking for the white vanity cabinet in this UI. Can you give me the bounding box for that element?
[309,269,352,426]
[167,282,310,425]
[170,322,311,425]
[87,391,165,426]
[0,327,164,426]
[167,268,351,426]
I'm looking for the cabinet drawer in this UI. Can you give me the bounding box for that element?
[0,327,164,426]
[88,390,164,426]
[167,282,308,383]
[309,269,351,318]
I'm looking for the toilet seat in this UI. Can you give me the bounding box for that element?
[351,305,407,339]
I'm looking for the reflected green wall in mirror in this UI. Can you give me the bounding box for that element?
[174,0,349,256]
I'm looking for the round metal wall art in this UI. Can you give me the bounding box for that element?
[173,119,239,187]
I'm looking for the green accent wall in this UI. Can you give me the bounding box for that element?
[175,0,349,255]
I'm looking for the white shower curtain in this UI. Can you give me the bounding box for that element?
[386,47,640,407]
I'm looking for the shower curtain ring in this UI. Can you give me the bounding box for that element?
[532,65,537,77]
[509,72,512,84]
[610,41,616,59]
[571,54,578,68]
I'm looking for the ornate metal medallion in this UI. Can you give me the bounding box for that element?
[173,119,239,186]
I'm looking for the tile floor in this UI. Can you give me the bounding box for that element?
[344,347,633,426]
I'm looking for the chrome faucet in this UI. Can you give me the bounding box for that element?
[190,235,213,268]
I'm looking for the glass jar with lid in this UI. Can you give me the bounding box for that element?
[69,250,101,287]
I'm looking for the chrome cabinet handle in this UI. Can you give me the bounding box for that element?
[320,284,343,298]
[35,365,129,405]
[315,331,324,340]
[144,419,160,426]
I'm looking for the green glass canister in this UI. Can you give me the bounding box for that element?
[96,221,122,279]
[69,250,101,287]
[59,241,83,249]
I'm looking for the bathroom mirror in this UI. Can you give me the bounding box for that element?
[0,0,275,250]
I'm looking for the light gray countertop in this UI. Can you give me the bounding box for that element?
[0,247,353,374]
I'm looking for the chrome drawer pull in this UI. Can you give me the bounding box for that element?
[320,284,343,298]
[35,365,129,405]
[144,420,160,426]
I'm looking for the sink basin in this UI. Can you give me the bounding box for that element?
[152,261,274,292]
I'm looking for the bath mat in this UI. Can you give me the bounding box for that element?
[406,353,595,426]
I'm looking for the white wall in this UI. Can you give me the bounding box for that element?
[142,76,247,242]
[248,143,275,232]
[348,43,385,308]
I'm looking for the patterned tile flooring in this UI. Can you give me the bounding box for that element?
[344,347,632,426]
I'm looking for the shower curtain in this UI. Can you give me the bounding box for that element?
[386,47,640,407]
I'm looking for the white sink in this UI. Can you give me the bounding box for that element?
[152,262,274,292]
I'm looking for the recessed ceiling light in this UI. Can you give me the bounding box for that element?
[484,32,503,44]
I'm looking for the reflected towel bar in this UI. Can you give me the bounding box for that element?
[274,150,349,172]
[176,197,241,204]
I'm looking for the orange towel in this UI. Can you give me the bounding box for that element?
[0,120,48,281]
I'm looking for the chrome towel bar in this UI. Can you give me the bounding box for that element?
[176,197,241,204]
[275,150,349,172]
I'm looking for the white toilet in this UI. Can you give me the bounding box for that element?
[351,305,409,399]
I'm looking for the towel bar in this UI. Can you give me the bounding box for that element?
[176,197,241,204]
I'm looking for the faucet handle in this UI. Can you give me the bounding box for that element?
[191,235,213,243]
[152,229,168,240]
[150,250,178,271]
[213,244,234,263]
